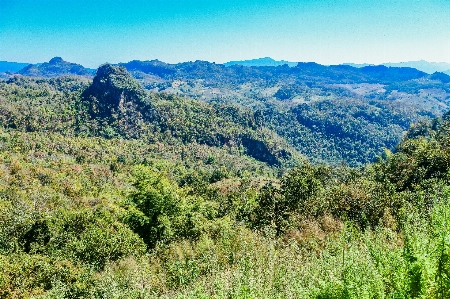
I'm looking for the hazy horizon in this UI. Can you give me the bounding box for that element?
[1,0,449,68]
[3,57,450,70]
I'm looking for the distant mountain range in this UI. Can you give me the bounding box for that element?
[2,56,450,166]
[17,57,94,77]
[226,58,450,75]
[0,57,97,79]
[3,56,450,77]
[120,59,438,85]
[344,60,450,75]
[0,61,29,73]
[224,57,298,67]
[2,57,450,88]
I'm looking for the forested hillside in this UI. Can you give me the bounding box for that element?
[18,57,93,78]
[123,60,450,165]
[2,63,450,298]
[4,57,450,165]
[0,65,300,167]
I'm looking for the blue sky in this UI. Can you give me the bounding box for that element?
[1,0,449,68]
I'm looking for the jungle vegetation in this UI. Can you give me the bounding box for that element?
[1,63,450,298]
[5,57,450,166]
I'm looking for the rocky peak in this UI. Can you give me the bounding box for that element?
[120,60,176,77]
[82,64,150,117]
[18,57,91,77]
[49,57,64,64]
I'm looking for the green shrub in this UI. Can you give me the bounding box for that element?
[0,254,94,299]
[48,208,146,270]
[124,165,218,248]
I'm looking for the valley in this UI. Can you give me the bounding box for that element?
[1,57,450,298]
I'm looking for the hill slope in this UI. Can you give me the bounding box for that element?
[18,57,93,77]
[224,57,297,67]
[0,61,29,72]
[9,58,450,165]
[120,59,450,165]
[2,73,450,297]
[1,65,302,167]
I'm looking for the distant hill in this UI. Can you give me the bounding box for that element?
[383,60,450,75]
[0,61,29,73]
[225,57,298,67]
[117,59,450,166]
[18,57,93,77]
[429,71,450,83]
[343,60,450,75]
[122,59,434,86]
[342,63,375,68]
[4,56,450,165]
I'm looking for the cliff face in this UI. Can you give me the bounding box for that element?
[79,64,157,138]
[82,64,150,117]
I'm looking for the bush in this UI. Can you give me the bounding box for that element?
[124,165,218,248]
[253,163,331,234]
[48,208,146,270]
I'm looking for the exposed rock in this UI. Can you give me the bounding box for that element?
[80,64,157,138]
[82,64,148,116]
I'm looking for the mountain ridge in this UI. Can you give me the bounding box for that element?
[224,57,298,67]
[4,56,450,79]
[0,61,29,73]
[343,60,450,75]
[17,57,94,77]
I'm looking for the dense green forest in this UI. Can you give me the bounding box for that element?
[5,57,450,166]
[122,60,450,166]
[2,63,450,298]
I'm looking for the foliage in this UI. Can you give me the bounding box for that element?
[0,68,301,166]
[3,62,450,297]
[124,165,218,248]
